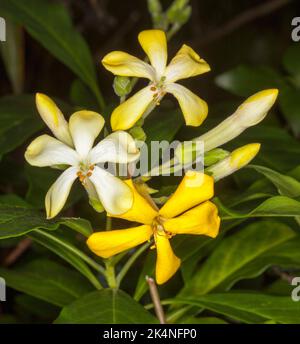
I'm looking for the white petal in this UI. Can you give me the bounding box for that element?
[25,134,79,167]
[166,83,208,127]
[45,166,78,219]
[36,93,73,146]
[89,166,133,215]
[89,131,140,165]
[69,111,105,157]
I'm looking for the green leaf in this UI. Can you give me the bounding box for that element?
[0,0,104,108]
[55,289,158,324]
[0,204,93,239]
[182,316,228,324]
[279,86,300,137]
[0,19,24,94]
[0,95,43,158]
[29,230,101,289]
[171,293,300,324]
[180,221,297,296]
[217,196,300,220]
[0,259,93,307]
[215,65,284,97]
[283,44,300,77]
[249,165,300,198]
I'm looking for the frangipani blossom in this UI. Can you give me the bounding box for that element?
[87,171,220,284]
[102,29,210,131]
[25,94,140,219]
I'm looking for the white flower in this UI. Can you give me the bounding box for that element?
[25,94,140,219]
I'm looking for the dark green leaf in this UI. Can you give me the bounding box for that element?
[55,289,158,324]
[0,0,104,108]
[0,259,93,307]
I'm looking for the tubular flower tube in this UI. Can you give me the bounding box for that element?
[102,29,210,130]
[194,89,278,152]
[87,171,220,285]
[25,93,140,219]
[206,143,261,181]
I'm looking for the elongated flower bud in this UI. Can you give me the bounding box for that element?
[36,93,73,146]
[207,143,261,181]
[195,89,278,152]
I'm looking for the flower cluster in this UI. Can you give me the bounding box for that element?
[25,29,279,285]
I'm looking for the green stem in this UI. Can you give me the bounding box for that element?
[116,242,151,287]
[104,215,117,288]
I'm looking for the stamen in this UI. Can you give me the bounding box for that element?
[87,172,92,177]
[89,165,95,171]
[150,86,157,92]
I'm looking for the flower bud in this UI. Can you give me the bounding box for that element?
[167,0,191,25]
[113,76,132,97]
[195,89,278,152]
[207,143,261,181]
[36,93,73,146]
[147,0,165,28]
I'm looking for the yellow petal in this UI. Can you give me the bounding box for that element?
[87,225,152,258]
[159,172,214,218]
[110,86,154,131]
[111,179,158,225]
[155,233,181,285]
[165,44,210,83]
[166,83,208,127]
[138,30,167,78]
[102,51,155,80]
[163,201,220,238]
[36,93,73,146]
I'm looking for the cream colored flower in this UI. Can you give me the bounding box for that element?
[102,29,210,130]
[25,94,140,218]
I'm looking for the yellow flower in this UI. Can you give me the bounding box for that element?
[102,29,210,131]
[87,171,220,284]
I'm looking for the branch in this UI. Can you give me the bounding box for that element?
[194,0,292,47]
[2,238,32,267]
[146,276,166,324]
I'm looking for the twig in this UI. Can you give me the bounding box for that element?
[194,0,292,47]
[146,276,166,324]
[2,238,32,267]
[272,266,295,284]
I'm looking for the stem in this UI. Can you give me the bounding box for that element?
[104,215,117,288]
[34,229,106,277]
[105,260,117,288]
[146,276,166,324]
[116,242,151,287]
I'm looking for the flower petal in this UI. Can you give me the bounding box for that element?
[86,225,152,258]
[111,179,158,225]
[164,201,220,238]
[138,30,167,78]
[36,93,73,146]
[45,166,78,219]
[25,134,79,167]
[166,83,208,127]
[110,86,154,131]
[159,172,214,218]
[69,110,104,158]
[88,166,133,215]
[89,131,140,165]
[155,233,181,285]
[102,51,155,80]
[165,44,210,83]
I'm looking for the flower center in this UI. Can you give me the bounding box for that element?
[150,76,167,105]
[152,216,172,238]
[77,164,95,185]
